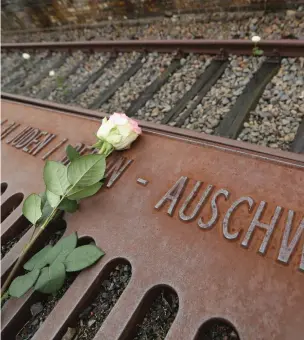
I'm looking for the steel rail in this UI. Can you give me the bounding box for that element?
[2,40,304,57]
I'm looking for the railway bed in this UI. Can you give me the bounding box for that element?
[1,40,303,153]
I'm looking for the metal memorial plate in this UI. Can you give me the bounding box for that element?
[1,100,304,340]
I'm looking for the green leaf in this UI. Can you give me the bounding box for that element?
[39,192,47,207]
[37,192,53,225]
[252,47,264,56]
[59,198,78,213]
[9,269,40,298]
[39,191,63,224]
[46,190,60,208]
[65,245,105,272]
[34,262,66,294]
[67,182,102,201]
[43,161,70,196]
[23,245,52,271]
[46,233,77,265]
[22,194,42,225]
[39,199,53,224]
[66,144,80,162]
[67,154,106,188]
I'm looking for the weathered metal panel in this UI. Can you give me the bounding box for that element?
[1,100,304,340]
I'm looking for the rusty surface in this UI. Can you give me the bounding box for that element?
[2,0,302,33]
[1,100,304,340]
[2,39,304,57]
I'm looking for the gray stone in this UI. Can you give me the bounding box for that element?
[280,94,289,101]
[177,82,185,91]
[222,98,230,105]
[61,328,77,340]
[286,10,296,17]
[259,111,272,119]
[233,89,243,96]
[151,107,159,117]
[207,117,219,128]
[88,319,96,327]
[250,131,259,137]
[162,104,172,112]
[269,143,279,148]
[30,302,43,317]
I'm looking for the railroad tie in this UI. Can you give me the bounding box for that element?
[89,54,144,110]
[216,57,281,139]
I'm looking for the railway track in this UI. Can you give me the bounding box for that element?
[1,40,304,153]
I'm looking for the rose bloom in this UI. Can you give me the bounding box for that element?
[97,113,142,150]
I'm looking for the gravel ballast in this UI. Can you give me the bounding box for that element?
[2,10,304,43]
[134,54,211,123]
[4,51,57,93]
[1,52,24,76]
[2,53,45,90]
[100,52,174,113]
[16,274,78,340]
[69,263,131,340]
[74,52,140,108]
[15,263,131,340]
[181,56,265,133]
[27,51,84,98]
[238,57,304,150]
[1,50,302,153]
[132,290,179,340]
[47,52,110,103]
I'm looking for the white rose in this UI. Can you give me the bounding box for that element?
[94,113,142,156]
[96,117,115,139]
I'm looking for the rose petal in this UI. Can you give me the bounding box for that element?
[107,133,123,145]
[112,132,138,150]
[129,119,142,134]
[109,112,128,125]
[96,119,115,139]
[117,124,132,137]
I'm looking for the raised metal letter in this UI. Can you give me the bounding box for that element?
[198,189,229,229]
[241,201,282,254]
[223,196,255,240]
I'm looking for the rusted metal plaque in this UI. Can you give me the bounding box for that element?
[1,100,304,340]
